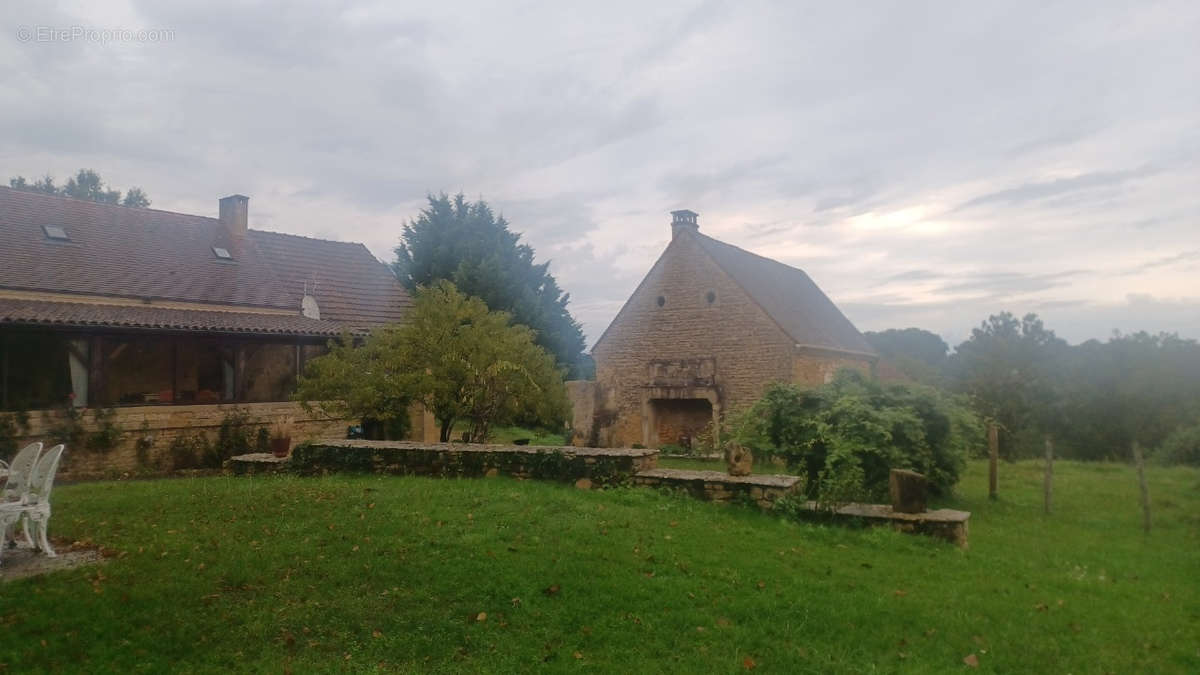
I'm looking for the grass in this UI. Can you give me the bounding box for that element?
[1,460,1197,673]
[449,424,568,446]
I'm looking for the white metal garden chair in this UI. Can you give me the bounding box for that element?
[0,444,64,565]
[1,441,42,504]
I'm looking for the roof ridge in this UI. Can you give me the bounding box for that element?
[0,184,218,222]
[250,228,368,248]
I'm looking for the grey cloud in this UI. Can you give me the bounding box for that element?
[2,0,1198,345]
[934,270,1093,296]
[953,167,1159,212]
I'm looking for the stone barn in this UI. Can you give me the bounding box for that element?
[574,210,877,449]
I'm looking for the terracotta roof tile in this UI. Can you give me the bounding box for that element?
[0,187,411,332]
[0,298,350,337]
[694,233,876,355]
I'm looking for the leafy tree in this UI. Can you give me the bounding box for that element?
[1154,421,1200,466]
[64,169,122,203]
[865,327,949,384]
[296,281,568,443]
[8,168,151,207]
[392,193,587,377]
[1054,332,1200,460]
[122,187,151,207]
[736,369,982,501]
[946,312,1067,459]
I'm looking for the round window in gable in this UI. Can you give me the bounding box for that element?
[705,291,716,305]
[656,295,666,307]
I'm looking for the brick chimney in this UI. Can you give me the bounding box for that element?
[219,194,249,238]
[670,209,698,239]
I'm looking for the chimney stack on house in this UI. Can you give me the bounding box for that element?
[670,209,699,239]
[219,194,249,239]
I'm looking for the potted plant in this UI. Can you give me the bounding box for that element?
[269,417,294,458]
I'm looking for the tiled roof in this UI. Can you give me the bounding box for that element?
[693,233,875,355]
[250,230,410,329]
[0,298,350,337]
[0,187,410,332]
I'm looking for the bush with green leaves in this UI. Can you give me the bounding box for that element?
[734,369,983,502]
[1153,422,1200,466]
[297,280,568,443]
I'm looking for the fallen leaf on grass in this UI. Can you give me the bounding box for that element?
[543,584,561,597]
[963,653,979,668]
[893,590,908,597]
[573,651,583,660]
[742,656,757,670]
[716,617,731,628]
[372,629,382,639]
[476,612,487,622]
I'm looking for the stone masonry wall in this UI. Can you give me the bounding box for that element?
[592,231,797,447]
[565,380,597,446]
[9,401,434,477]
[792,348,874,387]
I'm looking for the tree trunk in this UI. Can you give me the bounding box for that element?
[1133,441,1151,533]
[1043,435,1054,515]
[439,417,454,443]
[988,423,999,500]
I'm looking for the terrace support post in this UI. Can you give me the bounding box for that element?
[1133,440,1151,534]
[1043,435,1054,515]
[988,423,999,500]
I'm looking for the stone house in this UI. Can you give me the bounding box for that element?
[0,186,436,474]
[574,210,877,449]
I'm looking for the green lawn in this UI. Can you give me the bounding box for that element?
[449,424,568,446]
[1,460,1197,673]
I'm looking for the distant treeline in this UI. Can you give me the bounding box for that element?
[866,313,1200,464]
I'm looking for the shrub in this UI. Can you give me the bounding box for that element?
[86,407,123,453]
[735,369,983,501]
[168,430,210,470]
[1154,422,1200,466]
[0,410,30,459]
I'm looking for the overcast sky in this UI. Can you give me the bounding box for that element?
[3,1,1198,348]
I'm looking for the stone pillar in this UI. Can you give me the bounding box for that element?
[889,469,927,514]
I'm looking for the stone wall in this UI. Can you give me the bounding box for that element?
[8,401,435,477]
[591,232,797,447]
[632,468,801,509]
[791,347,874,387]
[565,380,597,446]
[290,440,659,486]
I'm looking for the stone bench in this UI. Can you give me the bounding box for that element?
[277,440,659,486]
[632,468,802,509]
[800,501,970,548]
[226,452,290,475]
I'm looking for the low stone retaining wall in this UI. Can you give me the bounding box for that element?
[276,440,658,486]
[797,502,970,548]
[632,468,802,509]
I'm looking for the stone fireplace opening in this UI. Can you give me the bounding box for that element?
[649,398,714,450]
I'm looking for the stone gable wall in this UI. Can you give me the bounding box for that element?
[591,232,797,447]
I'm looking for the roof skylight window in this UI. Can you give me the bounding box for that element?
[43,225,69,241]
[212,246,233,260]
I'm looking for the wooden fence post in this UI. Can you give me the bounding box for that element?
[988,423,999,500]
[1043,436,1054,515]
[1133,441,1151,533]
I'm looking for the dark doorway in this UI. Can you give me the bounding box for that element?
[651,398,713,449]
